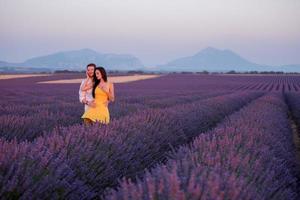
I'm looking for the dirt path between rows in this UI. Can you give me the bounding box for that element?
[38,75,161,84]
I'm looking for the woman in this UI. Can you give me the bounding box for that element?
[82,67,115,124]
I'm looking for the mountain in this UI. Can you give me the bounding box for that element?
[159,47,261,72]
[0,66,52,73]
[0,60,20,67]
[0,49,144,71]
[158,47,300,72]
[1,47,300,73]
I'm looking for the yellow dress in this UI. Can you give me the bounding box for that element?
[81,87,110,124]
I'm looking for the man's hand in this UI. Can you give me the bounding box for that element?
[82,98,88,104]
[88,101,96,108]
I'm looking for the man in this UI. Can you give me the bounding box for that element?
[79,63,96,111]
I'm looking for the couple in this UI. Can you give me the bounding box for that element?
[79,63,115,124]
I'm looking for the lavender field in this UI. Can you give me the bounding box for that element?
[1,73,300,199]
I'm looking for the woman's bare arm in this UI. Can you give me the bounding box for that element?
[109,83,115,102]
[101,82,115,103]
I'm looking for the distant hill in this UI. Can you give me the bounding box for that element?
[0,49,144,72]
[0,66,52,73]
[1,47,300,73]
[158,47,300,72]
[0,61,19,67]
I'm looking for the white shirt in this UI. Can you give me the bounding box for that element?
[79,78,93,111]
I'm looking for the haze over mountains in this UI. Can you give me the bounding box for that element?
[1,47,299,72]
[0,49,144,72]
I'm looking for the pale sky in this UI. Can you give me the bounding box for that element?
[0,0,299,66]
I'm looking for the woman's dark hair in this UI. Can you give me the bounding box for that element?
[92,66,108,98]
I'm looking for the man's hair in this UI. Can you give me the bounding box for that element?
[86,63,96,69]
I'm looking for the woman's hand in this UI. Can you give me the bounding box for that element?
[99,82,115,102]
[99,82,109,93]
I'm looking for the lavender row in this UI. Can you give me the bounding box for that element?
[1,87,227,117]
[285,92,300,132]
[105,93,299,200]
[109,90,230,119]
[228,75,300,92]
[0,90,230,142]
[0,102,82,141]
[2,74,300,99]
[0,91,262,199]
[39,91,262,197]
